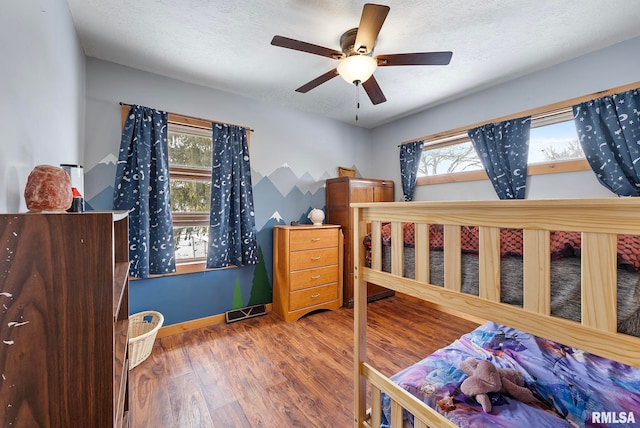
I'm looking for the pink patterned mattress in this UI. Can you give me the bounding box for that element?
[372,223,640,272]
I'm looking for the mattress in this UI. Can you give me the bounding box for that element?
[381,247,640,337]
[381,322,640,427]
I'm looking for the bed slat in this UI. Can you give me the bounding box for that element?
[479,226,501,302]
[414,223,430,283]
[581,232,617,332]
[523,229,551,315]
[371,220,382,271]
[371,386,382,427]
[391,222,404,277]
[413,420,428,428]
[391,401,403,426]
[444,225,461,291]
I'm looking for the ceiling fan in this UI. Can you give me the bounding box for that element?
[270,3,452,105]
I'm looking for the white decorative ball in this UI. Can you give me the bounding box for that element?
[308,208,325,226]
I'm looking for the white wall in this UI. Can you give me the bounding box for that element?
[371,36,640,201]
[84,58,371,185]
[0,1,85,213]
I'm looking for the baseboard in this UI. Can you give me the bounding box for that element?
[156,303,273,338]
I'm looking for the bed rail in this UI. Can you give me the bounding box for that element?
[352,198,640,427]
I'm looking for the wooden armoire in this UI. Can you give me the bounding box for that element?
[325,177,395,307]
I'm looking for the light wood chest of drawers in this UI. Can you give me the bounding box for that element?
[273,225,343,322]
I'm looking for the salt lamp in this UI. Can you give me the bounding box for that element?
[24,165,73,212]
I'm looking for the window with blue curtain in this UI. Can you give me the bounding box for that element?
[573,88,640,196]
[114,104,176,278]
[207,123,258,268]
[400,140,424,201]
[468,116,531,199]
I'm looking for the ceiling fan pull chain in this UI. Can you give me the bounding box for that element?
[355,81,360,122]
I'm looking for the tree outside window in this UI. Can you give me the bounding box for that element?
[168,126,213,262]
[417,110,586,182]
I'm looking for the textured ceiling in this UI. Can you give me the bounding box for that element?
[66,0,640,128]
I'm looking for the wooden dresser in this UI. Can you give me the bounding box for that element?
[0,211,130,427]
[273,225,343,322]
[325,177,395,307]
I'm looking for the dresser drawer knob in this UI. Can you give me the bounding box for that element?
[311,238,321,242]
[310,256,321,261]
[311,275,321,279]
[311,293,321,298]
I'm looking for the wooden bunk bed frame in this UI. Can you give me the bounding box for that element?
[353,198,640,428]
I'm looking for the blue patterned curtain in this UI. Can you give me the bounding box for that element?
[468,116,531,199]
[113,105,175,278]
[399,140,424,201]
[573,88,640,196]
[207,123,258,268]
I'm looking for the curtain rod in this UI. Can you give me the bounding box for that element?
[119,102,254,132]
[398,80,640,146]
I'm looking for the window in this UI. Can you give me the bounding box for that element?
[528,118,584,164]
[118,104,253,275]
[167,120,213,267]
[418,139,483,176]
[416,107,589,185]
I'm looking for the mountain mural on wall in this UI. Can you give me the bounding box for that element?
[85,154,118,210]
[253,163,332,230]
[85,155,343,222]
[83,152,356,323]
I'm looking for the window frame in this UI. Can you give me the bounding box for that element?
[407,81,640,187]
[415,107,590,186]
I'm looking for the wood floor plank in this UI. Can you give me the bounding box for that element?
[207,400,253,428]
[167,372,215,428]
[129,296,478,427]
[129,348,175,427]
[182,330,239,412]
[155,332,194,379]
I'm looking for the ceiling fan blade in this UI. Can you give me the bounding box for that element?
[376,51,453,66]
[295,69,339,93]
[354,3,390,54]
[271,35,344,59]
[362,75,387,105]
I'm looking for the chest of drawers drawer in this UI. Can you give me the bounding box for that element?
[289,228,339,251]
[289,265,339,291]
[273,225,343,322]
[289,247,339,271]
[289,283,338,311]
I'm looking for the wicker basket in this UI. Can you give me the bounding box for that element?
[338,166,356,177]
[128,311,164,369]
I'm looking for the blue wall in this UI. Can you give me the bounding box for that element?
[86,158,335,325]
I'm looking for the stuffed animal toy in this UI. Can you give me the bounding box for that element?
[459,357,534,413]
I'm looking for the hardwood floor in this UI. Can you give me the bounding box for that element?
[129,296,478,427]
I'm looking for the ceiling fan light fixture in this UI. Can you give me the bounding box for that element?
[337,55,377,84]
